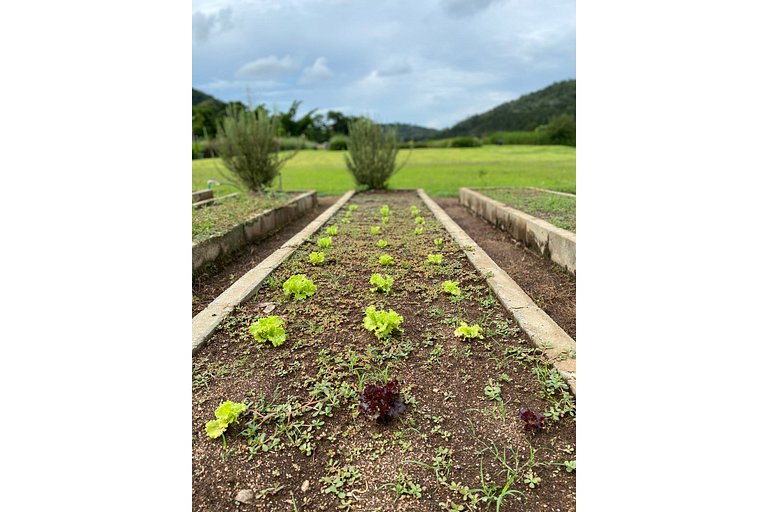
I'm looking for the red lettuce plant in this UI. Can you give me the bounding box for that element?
[359,379,407,424]
[519,407,546,431]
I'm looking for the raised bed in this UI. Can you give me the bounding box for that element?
[192,190,576,511]
[460,188,576,275]
[192,190,317,274]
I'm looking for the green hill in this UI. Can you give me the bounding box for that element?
[441,80,575,137]
[192,88,224,107]
[383,123,440,141]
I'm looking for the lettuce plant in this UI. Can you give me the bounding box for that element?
[434,238,443,248]
[309,251,325,264]
[341,218,350,224]
[381,216,390,223]
[249,316,287,347]
[359,379,406,423]
[519,407,546,431]
[363,305,403,339]
[414,227,423,235]
[370,273,394,294]
[376,239,388,248]
[370,226,381,235]
[426,254,443,264]
[380,205,391,216]
[206,401,247,442]
[317,237,332,248]
[454,322,483,340]
[326,225,338,236]
[410,205,420,216]
[442,280,460,296]
[283,274,317,300]
[379,254,394,266]
[348,204,359,211]
[414,216,425,225]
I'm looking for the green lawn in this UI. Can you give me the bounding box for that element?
[481,187,576,232]
[192,145,575,197]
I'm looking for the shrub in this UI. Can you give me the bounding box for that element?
[541,114,576,146]
[214,106,297,192]
[449,136,483,148]
[344,118,408,190]
[328,135,349,150]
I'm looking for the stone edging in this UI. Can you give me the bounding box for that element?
[459,187,576,275]
[527,186,576,198]
[192,191,356,354]
[418,189,576,395]
[193,191,318,274]
[193,192,240,209]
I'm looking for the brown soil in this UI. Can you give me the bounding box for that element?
[192,196,340,317]
[192,191,575,511]
[436,198,576,340]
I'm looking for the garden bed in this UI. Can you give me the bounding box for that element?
[475,188,575,233]
[460,188,576,275]
[193,191,317,274]
[192,191,576,511]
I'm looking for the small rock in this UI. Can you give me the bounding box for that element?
[301,480,310,493]
[235,490,254,504]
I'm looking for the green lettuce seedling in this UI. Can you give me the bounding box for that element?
[206,401,247,443]
[379,254,394,266]
[442,280,460,296]
[414,227,423,235]
[363,305,403,339]
[341,218,350,224]
[414,216,425,224]
[249,316,287,347]
[309,251,325,264]
[434,238,443,248]
[380,205,391,216]
[376,239,388,248]
[370,226,381,235]
[326,225,338,236]
[410,205,420,216]
[426,254,443,264]
[283,274,317,300]
[454,322,484,340]
[381,216,390,223]
[370,273,394,294]
[348,204,359,211]
[345,211,352,217]
[317,237,332,248]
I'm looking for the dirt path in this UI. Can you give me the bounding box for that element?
[436,197,576,339]
[192,196,340,316]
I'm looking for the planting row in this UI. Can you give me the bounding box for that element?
[192,191,576,511]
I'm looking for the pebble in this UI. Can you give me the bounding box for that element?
[301,480,310,492]
[235,489,254,504]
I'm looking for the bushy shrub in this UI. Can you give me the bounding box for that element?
[328,135,349,150]
[482,131,550,145]
[278,137,314,151]
[449,136,483,148]
[214,106,297,192]
[541,114,576,146]
[345,118,408,190]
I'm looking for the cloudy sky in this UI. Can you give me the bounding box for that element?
[192,0,575,129]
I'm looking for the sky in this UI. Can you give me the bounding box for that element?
[192,0,575,129]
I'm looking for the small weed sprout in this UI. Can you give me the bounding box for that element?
[249,316,287,347]
[309,252,325,264]
[380,254,394,266]
[370,273,394,294]
[317,237,332,248]
[427,254,444,265]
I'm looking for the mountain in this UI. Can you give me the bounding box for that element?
[441,80,575,137]
[192,88,225,107]
[383,123,440,141]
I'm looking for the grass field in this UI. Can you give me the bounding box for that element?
[192,145,575,197]
[482,187,577,232]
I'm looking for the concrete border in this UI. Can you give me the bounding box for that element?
[418,189,576,395]
[192,190,318,275]
[527,186,576,198]
[192,190,356,355]
[459,188,576,275]
[192,189,213,202]
[193,192,240,209]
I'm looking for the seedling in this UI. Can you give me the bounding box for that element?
[380,205,391,216]
[519,407,546,431]
[414,216,425,224]
[434,238,443,248]
[562,460,576,473]
[381,216,390,223]
[341,218,350,224]
[454,322,483,340]
[370,226,381,235]
[376,239,388,248]
[249,316,287,347]
[326,225,338,236]
[205,401,247,447]
[363,305,403,339]
[283,274,317,300]
[317,237,332,248]
[359,378,407,423]
[370,273,394,294]
[414,227,423,235]
[348,204,359,211]
[426,254,444,264]
[379,254,394,266]
[309,251,325,264]
[442,280,460,296]
[410,205,420,216]
[524,470,541,488]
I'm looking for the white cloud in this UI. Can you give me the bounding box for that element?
[192,6,234,43]
[299,57,333,84]
[439,0,505,18]
[377,61,412,77]
[235,56,297,79]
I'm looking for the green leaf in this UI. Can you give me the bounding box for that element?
[214,400,247,424]
[205,418,228,439]
[454,322,483,340]
[283,274,317,300]
[249,316,287,346]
